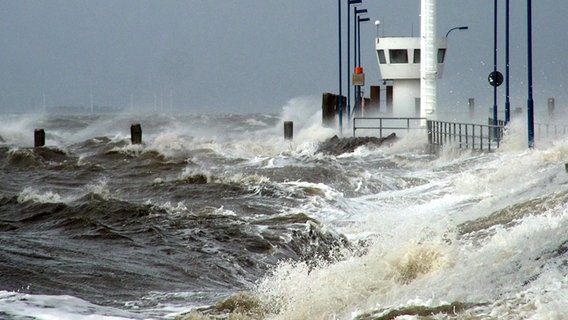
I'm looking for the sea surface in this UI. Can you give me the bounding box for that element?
[1,98,568,319]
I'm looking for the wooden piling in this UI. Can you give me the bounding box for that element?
[548,98,555,118]
[34,129,45,147]
[322,93,336,127]
[130,123,142,144]
[284,121,293,140]
[321,92,346,127]
[468,98,475,119]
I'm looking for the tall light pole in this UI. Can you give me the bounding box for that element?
[527,0,534,148]
[347,0,362,124]
[505,0,511,123]
[337,0,343,135]
[358,16,370,65]
[353,8,367,118]
[493,0,498,129]
[353,8,367,69]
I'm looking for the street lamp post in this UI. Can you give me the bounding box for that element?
[527,0,534,148]
[505,0,511,123]
[353,8,367,69]
[353,10,369,118]
[337,0,343,135]
[358,16,370,65]
[353,8,368,119]
[347,0,362,125]
[493,0,498,133]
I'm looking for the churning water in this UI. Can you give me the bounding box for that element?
[1,97,568,319]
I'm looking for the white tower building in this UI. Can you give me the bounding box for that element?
[375,0,445,119]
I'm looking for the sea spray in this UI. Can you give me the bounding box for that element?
[278,95,336,143]
[0,113,45,147]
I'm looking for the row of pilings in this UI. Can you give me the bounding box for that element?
[31,121,296,148]
[32,124,143,148]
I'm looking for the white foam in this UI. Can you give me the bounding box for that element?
[85,178,114,200]
[17,187,64,204]
[256,196,568,320]
[251,121,568,319]
[0,291,143,320]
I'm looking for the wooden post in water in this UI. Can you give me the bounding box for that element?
[34,129,45,147]
[131,123,142,144]
[321,92,346,128]
[548,98,555,118]
[284,121,293,140]
[321,92,336,127]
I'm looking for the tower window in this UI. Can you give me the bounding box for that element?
[438,49,446,63]
[389,49,408,64]
[377,50,386,64]
[413,49,420,63]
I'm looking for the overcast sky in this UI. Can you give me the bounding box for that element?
[0,0,566,115]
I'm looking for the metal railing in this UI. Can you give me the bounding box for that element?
[351,115,568,152]
[536,123,568,137]
[427,120,505,152]
[353,117,426,138]
[352,116,507,152]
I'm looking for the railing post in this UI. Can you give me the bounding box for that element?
[465,125,469,148]
[470,125,473,149]
[479,125,483,150]
[488,126,492,152]
[489,125,491,151]
[427,120,433,144]
[459,124,462,148]
[438,121,444,145]
[453,123,457,142]
[352,117,356,137]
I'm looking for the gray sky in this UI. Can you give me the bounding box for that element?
[1,0,566,114]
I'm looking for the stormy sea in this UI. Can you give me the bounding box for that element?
[1,97,567,319]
